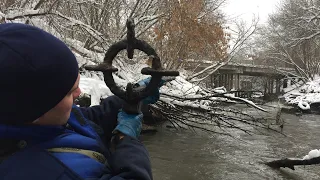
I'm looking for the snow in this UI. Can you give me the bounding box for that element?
[5,9,44,20]
[308,149,320,159]
[76,52,267,113]
[79,60,230,107]
[66,38,104,63]
[298,101,310,110]
[161,76,201,96]
[79,69,203,106]
[79,62,146,106]
[301,149,320,160]
[79,75,112,106]
[282,76,320,110]
[302,155,310,160]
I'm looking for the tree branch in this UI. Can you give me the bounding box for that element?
[266,157,320,170]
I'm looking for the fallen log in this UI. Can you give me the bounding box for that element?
[266,157,320,170]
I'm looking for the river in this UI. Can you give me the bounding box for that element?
[142,105,320,180]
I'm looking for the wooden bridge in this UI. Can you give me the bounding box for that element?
[185,61,297,96]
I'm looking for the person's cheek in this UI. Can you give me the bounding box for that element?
[73,88,81,100]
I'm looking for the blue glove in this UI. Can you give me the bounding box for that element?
[113,110,143,138]
[136,77,165,104]
[137,77,165,87]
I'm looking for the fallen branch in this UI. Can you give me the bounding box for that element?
[151,95,282,138]
[266,157,320,170]
[221,94,267,112]
[161,91,267,112]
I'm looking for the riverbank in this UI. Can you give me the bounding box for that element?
[281,76,320,113]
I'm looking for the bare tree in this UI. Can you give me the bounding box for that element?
[0,0,162,65]
[186,16,259,83]
[259,0,320,81]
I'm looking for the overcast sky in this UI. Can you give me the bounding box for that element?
[222,0,282,24]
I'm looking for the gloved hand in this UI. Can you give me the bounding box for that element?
[113,110,143,138]
[136,77,165,104]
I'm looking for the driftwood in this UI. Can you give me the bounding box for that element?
[266,157,320,170]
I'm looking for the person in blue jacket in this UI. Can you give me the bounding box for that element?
[0,23,157,180]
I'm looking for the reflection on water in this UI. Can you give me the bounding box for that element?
[142,110,320,180]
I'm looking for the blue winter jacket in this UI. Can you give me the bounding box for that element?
[0,96,152,180]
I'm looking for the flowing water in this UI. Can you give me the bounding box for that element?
[142,105,320,180]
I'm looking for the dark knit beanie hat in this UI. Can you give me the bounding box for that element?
[0,23,79,124]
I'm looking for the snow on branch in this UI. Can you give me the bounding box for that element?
[52,12,109,47]
[292,31,320,43]
[3,9,49,20]
[161,90,267,112]
[187,61,226,82]
[136,16,161,38]
[147,73,282,137]
[222,94,267,112]
[1,8,110,49]
[153,94,278,137]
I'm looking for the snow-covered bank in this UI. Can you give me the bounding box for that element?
[282,76,320,110]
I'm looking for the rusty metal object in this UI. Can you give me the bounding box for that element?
[85,18,179,113]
